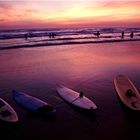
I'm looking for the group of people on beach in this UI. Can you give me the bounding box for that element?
[48,32,56,38]
[24,30,135,40]
[24,32,56,40]
[93,31,135,39]
[121,31,134,39]
[24,32,33,40]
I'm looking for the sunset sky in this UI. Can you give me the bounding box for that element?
[0,0,140,29]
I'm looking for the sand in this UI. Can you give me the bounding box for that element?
[0,41,140,140]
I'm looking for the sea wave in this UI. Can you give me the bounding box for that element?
[0,27,140,49]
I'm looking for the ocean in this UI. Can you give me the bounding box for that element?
[0,27,140,49]
[0,39,140,140]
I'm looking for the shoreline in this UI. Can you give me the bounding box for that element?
[0,38,140,50]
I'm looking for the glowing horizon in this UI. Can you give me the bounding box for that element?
[0,0,140,29]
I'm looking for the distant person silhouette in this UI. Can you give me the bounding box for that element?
[121,31,124,39]
[52,33,56,38]
[130,32,134,38]
[49,33,53,38]
[49,33,52,38]
[25,33,28,40]
[49,32,56,38]
[94,31,100,38]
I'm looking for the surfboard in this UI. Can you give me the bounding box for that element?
[12,90,56,116]
[0,98,18,122]
[56,85,97,110]
[114,75,140,111]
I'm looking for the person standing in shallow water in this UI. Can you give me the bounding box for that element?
[25,33,28,40]
[97,31,100,38]
[130,32,134,38]
[94,31,100,38]
[49,33,52,38]
[121,31,124,39]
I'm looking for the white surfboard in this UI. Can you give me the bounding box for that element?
[12,90,56,116]
[114,75,140,111]
[56,85,97,110]
[0,98,18,122]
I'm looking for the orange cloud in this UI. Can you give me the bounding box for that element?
[0,0,140,29]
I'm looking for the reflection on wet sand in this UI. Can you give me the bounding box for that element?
[0,41,140,140]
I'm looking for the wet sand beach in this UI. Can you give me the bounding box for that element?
[0,41,140,140]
